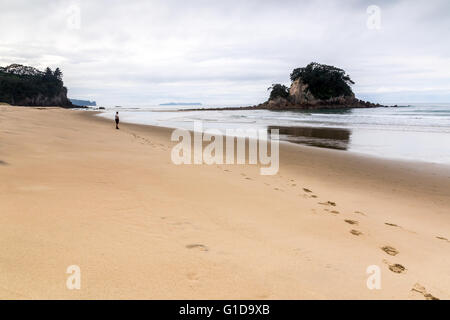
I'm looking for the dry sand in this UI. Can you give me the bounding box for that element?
[0,105,449,299]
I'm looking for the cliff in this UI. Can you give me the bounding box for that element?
[0,64,73,107]
[289,78,317,104]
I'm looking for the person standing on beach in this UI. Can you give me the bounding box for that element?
[115,112,120,130]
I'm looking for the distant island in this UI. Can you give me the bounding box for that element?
[0,64,72,107]
[185,62,390,111]
[70,99,97,107]
[160,102,202,106]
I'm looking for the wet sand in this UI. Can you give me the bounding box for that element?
[0,105,449,299]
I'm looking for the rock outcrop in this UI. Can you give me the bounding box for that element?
[259,62,389,110]
[289,79,316,104]
[261,77,385,110]
[13,88,72,107]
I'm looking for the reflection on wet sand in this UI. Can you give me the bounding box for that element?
[268,126,351,150]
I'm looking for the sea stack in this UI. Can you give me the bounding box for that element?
[259,62,386,110]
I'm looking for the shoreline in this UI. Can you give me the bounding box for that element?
[94,109,450,167]
[1,106,449,299]
[89,110,450,204]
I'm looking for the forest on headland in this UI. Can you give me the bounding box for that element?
[0,64,72,107]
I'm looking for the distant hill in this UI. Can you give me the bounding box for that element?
[70,99,97,106]
[159,102,202,106]
[0,64,72,107]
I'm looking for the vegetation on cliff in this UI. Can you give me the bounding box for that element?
[0,64,72,106]
[267,84,289,100]
[289,62,355,100]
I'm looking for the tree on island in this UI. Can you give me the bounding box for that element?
[290,62,355,100]
[267,84,289,100]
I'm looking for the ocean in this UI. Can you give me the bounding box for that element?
[97,103,450,165]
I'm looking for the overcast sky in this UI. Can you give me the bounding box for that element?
[1,0,449,106]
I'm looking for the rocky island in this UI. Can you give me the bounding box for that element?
[186,62,389,111]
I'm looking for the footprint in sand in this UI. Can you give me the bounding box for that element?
[323,208,339,214]
[436,236,449,242]
[345,219,358,225]
[291,184,296,187]
[186,272,200,281]
[245,177,252,180]
[411,283,439,300]
[319,201,336,206]
[350,229,362,236]
[303,188,312,193]
[186,244,209,252]
[385,222,400,227]
[381,246,399,256]
[354,211,366,216]
[388,263,406,274]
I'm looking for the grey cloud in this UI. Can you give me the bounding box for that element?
[1,0,449,105]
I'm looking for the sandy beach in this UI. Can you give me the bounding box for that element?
[0,105,449,299]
